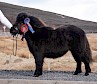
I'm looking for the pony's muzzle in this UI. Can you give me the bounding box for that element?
[10,26,19,36]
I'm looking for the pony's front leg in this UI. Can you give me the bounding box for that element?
[33,53,44,77]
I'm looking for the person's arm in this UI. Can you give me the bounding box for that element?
[0,10,12,29]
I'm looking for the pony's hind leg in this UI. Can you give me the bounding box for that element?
[81,57,91,76]
[71,50,91,76]
[84,62,91,76]
[70,50,82,75]
[74,61,82,75]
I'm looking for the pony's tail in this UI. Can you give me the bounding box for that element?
[84,35,92,63]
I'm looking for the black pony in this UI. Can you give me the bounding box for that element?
[10,13,92,77]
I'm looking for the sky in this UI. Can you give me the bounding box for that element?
[0,0,97,22]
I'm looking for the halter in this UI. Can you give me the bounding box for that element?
[20,24,28,34]
[20,18,35,41]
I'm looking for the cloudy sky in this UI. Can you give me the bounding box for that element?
[0,0,97,22]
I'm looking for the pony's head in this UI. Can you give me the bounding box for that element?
[10,13,28,36]
[10,13,46,36]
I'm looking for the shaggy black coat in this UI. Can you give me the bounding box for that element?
[10,13,92,77]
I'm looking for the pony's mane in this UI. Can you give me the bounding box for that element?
[29,16,47,28]
[16,13,47,28]
[38,18,47,27]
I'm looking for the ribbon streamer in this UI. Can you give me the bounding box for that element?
[24,18,35,33]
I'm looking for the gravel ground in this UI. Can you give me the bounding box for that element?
[0,70,97,81]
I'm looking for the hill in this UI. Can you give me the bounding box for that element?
[0,2,97,33]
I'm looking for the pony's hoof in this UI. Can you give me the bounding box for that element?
[33,74,41,77]
[33,72,42,77]
[85,73,89,76]
[34,71,42,77]
[73,70,82,75]
[73,72,78,75]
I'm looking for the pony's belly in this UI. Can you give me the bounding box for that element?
[44,52,63,58]
[44,44,69,58]
[44,50,68,58]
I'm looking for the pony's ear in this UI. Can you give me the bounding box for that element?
[16,13,28,22]
[22,14,27,19]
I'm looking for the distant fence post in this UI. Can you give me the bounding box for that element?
[48,60,51,71]
[3,26,6,35]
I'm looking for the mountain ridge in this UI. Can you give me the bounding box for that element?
[0,2,97,33]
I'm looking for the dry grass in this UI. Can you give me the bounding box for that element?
[87,34,97,51]
[86,34,97,61]
[0,36,30,58]
[93,55,97,62]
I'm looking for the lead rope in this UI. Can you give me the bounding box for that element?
[13,35,18,56]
